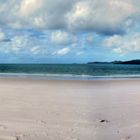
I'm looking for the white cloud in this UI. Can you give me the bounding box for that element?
[86,34,94,43]
[53,47,70,56]
[0,34,44,55]
[30,46,41,55]
[0,31,6,41]
[0,30,74,56]
[76,51,84,55]
[103,35,123,48]
[102,32,140,54]
[51,30,76,45]
[19,0,44,17]
[113,48,123,54]
[10,36,31,53]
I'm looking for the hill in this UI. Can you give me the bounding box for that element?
[88,59,140,65]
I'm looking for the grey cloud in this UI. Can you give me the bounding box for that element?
[0,0,139,35]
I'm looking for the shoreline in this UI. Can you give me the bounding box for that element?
[0,76,140,82]
[0,73,140,81]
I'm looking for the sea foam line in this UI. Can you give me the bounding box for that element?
[0,73,140,80]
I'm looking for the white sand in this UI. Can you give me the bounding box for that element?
[0,78,139,140]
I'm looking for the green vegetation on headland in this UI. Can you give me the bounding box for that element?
[88,59,140,65]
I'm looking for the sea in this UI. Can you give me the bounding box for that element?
[0,64,140,80]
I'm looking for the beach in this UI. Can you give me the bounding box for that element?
[0,78,139,140]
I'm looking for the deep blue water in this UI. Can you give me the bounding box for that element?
[0,64,140,79]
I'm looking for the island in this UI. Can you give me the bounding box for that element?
[88,59,140,65]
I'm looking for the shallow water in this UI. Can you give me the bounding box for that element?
[0,64,139,79]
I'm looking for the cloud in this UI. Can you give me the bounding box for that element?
[102,32,140,54]
[73,0,138,35]
[51,30,76,45]
[0,31,6,41]
[86,34,94,44]
[76,51,84,56]
[53,47,71,56]
[0,0,75,29]
[19,0,44,17]
[0,0,140,63]
[0,34,44,55]
[30,46,41,55]
[0,30,72,57]
[0,0,139,35]
[10,35,32,53]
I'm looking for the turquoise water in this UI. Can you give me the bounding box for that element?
[0,64,140,79]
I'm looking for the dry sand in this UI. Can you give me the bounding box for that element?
[0,78,139,140]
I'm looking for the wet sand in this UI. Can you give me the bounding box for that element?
[0,78,139,140]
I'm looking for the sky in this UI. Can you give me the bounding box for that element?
[0,0,140,63]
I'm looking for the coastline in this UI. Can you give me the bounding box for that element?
[0,78,139,139]
[0,72,140,81]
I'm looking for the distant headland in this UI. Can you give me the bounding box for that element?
[88,59,140,65]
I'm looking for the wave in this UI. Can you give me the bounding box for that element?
[0,72,140,80]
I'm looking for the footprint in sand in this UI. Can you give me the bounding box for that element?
[125,136,131,140]
[99,119,110,123]
[121,136,132,140]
